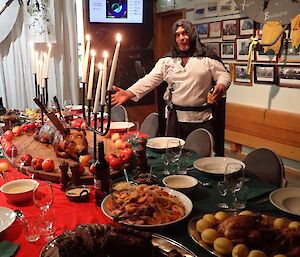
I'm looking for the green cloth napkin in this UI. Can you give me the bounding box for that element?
[0,241,19,257]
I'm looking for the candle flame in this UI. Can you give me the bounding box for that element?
[116,33,122,43]
[91,49,96,56]
[47,43,52,48]
[86,34,91,41]
[103,51,109,59]
[98,63,103,70]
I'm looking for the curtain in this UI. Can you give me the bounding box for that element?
[0,0,79,110]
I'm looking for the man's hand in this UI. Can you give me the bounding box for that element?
[111,86,135,106]
[212,83,227,102]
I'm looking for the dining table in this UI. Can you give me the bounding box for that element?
[0,144,299,257]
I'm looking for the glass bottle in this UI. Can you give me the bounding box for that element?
[94,141,110,206]
[0,97,6,115]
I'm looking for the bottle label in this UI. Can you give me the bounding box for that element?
[94,179,102,190]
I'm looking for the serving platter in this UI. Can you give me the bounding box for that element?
[193,157,245,175]
[0,206,16,233]
[101,186,193,229]
[40,233,197,257]
[270,187,300,216]
[146,137,185,151]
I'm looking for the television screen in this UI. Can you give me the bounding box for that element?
[89,0,143,24]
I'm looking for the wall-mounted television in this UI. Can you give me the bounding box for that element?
[89,0,143,24]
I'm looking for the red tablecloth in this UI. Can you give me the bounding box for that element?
[0,159,113,257]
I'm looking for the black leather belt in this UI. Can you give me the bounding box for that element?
[172,103,211,112]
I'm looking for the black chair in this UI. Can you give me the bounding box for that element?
[140,112,159,137]
[243,148,287,187]
[111,105,128,122]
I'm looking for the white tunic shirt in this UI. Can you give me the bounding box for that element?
[128,56,231,123]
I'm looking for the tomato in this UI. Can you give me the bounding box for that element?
[119,148,134,163]
[2,130,14,141]
[12,126,22,136]
[108,157,123,170]
[5,145,18,157]
[105,154,118,164]
[42,159,55,172]
[31,157,44,170]
[79,154,91,167]
[20,153,33,166]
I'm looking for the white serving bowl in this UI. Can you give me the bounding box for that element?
[162,175,198,195]
[0,179,39,203]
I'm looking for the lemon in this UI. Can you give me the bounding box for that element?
[203,214,217,225]
[248,250,268,257]
[288,221,300,228]
[215,211,229,222]
[239,210,254,216]
[232,244,249,257]
[196,218,212,233]
[273,218,287,229]
[213,237,233,254]
[201,228,219,245]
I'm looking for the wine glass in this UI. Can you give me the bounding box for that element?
[161,153,171,176]
[126,121,140,150]
[217,181,229,209]
[224,163,245,210]
[166,139,183,167]
[33,181,55,239]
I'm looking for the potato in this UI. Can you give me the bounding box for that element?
[273,218,287,229]
[232,244,249,257]
[248,250,268,257]
[203,214,218,225]
[214,211,229,222]
[213,237,233,254]
[201,228,219,244]
[239,210,254,216]
[196,219,212,233]
[288,221,300,228]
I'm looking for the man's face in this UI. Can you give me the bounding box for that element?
[175,26,190,52]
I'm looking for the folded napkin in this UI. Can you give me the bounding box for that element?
[0,241,19,257]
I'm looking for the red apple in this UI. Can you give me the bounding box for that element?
[5,145,18,157]
[105,153,118,164]
[42,159,55,172]
[89,163,95,174]
[20,153,33,166]
[108,157,123,170]
[2,130,14,141]
[31,157,44,170]
[12,126,22,136]
[27,122,36,131]
[119,141,131,150]
[79,154,91,167]
[119,148,134,163]
[21,124,29,132]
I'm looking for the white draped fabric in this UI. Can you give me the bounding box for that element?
[0,0,79,110]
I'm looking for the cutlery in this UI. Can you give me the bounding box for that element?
[198,180,212,188]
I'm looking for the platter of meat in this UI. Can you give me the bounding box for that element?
[188,210,300,257]
[101,185,193,228]
[40,224,197,257]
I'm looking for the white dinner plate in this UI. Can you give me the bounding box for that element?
[146,137,185,151]
[65,105,87,111]
[106,121,135,132]
[0,206,16,233]
[101,187,193,229]
[270,187,300,216]
[193,157,245,175]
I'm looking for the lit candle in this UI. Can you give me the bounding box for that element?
[93,63,103,113]
[100,51,108,105]
[35,51,40,85]
[82,34,91,83]
[107,33,121,91]
[87,49,96,100]
[29,42,36,74]
[41,52,47,88]
[43,43,52,79]
[39,53,44,87]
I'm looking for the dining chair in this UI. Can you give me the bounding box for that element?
[243,148,287,187]
[183,128,215,157]
[111,105,128,122]
[140,112,159,137]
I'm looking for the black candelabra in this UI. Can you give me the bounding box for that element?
[34,74,49,124]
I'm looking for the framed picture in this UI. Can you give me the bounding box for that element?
[254,64,277,84]
[209,21,222,38]
[221,42,235,59]
[239,18,254,36]
[206,42,220,57]
[222,19,237,40]
[255,22,263,36]
[278,65,300,88]
[255,45,277,62]
[206,1,219,17]
[279,40,300,62]
[234,64,252,86]
[196,23,209,38]
[236,38,253,61]
[218,0,235,16]
[194,4,206,19]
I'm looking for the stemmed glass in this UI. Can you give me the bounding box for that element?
[161,153,171,176]
[33,181,55,240]
[126,121,140,151]
[217,181,229,209]
[166,139,183,173]
[224,163,245,210]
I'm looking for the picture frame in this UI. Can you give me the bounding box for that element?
[239,18,254,36]
[236,38,253,61]
[209,21,222,38]
[278,65,300,88]
[206,1,219,17]
[234,63,252,86]
[218,0,235,16]
[255,45,277,62]
[194,4,206,19]
[254,64,277,84]
[279,40,300,63]
[255,22,263,36]
[222,19,237,40]
[206,42,220,57]
[196,23,209,38]
[221,42,235,59]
